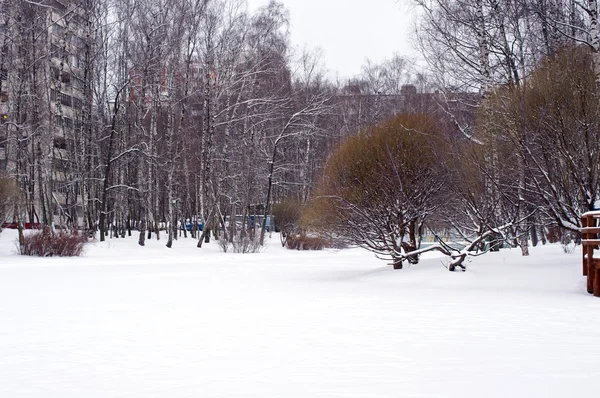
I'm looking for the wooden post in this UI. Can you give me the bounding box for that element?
[594,262,600,297]
[580,212,600,296]
[584,214,595,282]
[587,221,596,294]
[583,215,589,276]
[587,214,594,276]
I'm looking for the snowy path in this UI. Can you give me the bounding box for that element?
[0,231,598,397]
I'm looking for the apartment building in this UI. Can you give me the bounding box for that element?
[0,0,87,226]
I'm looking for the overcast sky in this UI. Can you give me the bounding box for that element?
[246,0,419,80]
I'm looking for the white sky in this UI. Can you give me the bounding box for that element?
[247,0,419,80]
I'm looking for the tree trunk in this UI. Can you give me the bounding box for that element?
[588,259,596,294]
[393,257,403,270]
[590,0,600,87]
[197,205,216,248]
[594,264,600,297]
[229,203,235,243]
[530,218,538,247]
[138,221,146,246]
[260,150,276,245]
[166,198,174,249]
[518,162,529,256]
[16,204,25,253]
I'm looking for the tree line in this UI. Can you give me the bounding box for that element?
[300,0,600,268]
[1,0,599,266]
[411,1,600,258]
[0,0,424,248]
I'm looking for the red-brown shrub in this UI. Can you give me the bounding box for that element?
[285,234,329,250]
[20,228,88,257]
[546,227,562,244]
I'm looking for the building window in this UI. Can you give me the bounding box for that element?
[71,54,80,68]
[51,67,60,80]
[72,13,85,26]
[72,77,84,90]
[52,24,65,37]
[50,43,60,56]
[54,137,67,150]
[61,72,71,85]
[60,93,72,107]
[55,179,69,194]
[71,35,84,49]
[54,115,73,130]
[72,97,82,110]
[56,159,71,173]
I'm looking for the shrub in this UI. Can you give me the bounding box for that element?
[272,197,302,245]
[560,230,578,254]
[19,228,88,257]
[285,234,328,250]
[0,174,21,233]
[218,233,263,254]
[562,240,577,254]
[546,227,562,244]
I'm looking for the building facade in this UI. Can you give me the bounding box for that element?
[0,0,87,227]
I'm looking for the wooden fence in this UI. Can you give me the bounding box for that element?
[582,211,600,296]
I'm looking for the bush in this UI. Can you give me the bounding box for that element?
[19,228,88,257]
[546,227,562,244]
[562,240,577,254]
[272,197,302,244]
[0,174,21,233]
[560,230,578,254]
[218,234,263,254]
[285,234,328,250]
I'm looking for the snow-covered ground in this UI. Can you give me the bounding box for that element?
[0,229,598,398]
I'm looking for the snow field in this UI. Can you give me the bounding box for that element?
[0,230,598,397]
